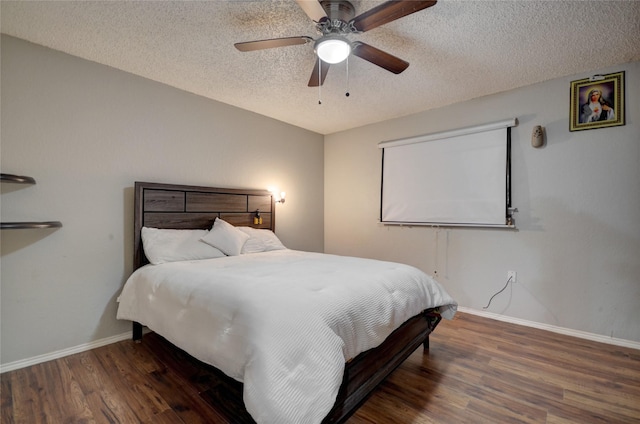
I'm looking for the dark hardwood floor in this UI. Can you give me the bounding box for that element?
[2,312,639,423]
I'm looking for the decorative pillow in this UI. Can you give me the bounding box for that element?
[141,227,225,265]
[238,227,287,254]
[201,218,250,256]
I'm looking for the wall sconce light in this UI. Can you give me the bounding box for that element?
[531,125,544,148]
[269,188,286,204]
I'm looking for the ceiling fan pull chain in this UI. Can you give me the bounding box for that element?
[318,60,322,105]
[345,56,350,97]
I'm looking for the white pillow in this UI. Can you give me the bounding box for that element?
[238,227,287,254]
[141,227,225,265]
[201,218,250,256]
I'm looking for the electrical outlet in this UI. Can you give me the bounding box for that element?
[507,270,517,283]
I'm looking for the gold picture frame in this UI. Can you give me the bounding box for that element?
[570,71,625,132]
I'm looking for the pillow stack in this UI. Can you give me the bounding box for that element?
[142,217,288,265]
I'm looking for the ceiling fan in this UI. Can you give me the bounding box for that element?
[234,0,437,87]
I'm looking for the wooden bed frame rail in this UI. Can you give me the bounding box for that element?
[324,310,441,423]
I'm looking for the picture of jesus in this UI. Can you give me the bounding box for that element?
[570,71,624,132]
[579,87,615,123]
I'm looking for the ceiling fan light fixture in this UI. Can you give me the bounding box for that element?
[315,36,351,64]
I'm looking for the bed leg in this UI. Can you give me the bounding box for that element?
[423,336,430,350]
[133,322,143,342]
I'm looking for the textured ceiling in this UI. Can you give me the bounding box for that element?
[2,0,639,135]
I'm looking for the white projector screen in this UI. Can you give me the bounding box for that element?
[379,119,516,227]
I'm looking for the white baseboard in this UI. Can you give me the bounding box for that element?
[458,306,640,350]
[1,332,132,374]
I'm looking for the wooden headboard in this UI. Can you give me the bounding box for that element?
[134,181,275,270]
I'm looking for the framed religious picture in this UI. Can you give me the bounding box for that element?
[570,71,625,131]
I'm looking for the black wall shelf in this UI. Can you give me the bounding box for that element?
[1,173,36,184]
[1,221,63,230]
[1,173,62,230]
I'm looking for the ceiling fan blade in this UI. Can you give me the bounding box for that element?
[296,0,328,23]
[235,36,313,52]
[308,58,331,87]
[351,42,409,74]
[350,0,437,33]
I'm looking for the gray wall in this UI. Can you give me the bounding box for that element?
[325,62,640,343]
[1,36,324,365]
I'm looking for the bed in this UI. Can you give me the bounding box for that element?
[117,181,457,423]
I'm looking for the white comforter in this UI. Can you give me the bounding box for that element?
[116,250,457,423]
